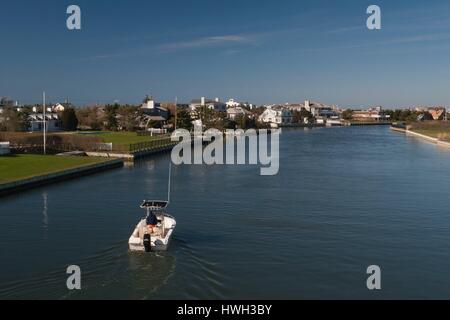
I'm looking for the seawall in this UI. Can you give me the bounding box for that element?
[0,159,124,197]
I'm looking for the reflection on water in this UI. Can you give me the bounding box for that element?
[2,127,450,299]
[42,192,48,239]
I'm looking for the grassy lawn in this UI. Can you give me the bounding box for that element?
[410,122,450,141]
[77,131,166,145]
[0,154,109,184]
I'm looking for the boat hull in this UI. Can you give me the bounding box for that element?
[128,215,176,252]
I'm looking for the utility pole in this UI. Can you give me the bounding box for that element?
[175,96,178,131]
[43,92,46,155]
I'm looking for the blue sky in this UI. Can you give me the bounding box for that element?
[2,0,450,108]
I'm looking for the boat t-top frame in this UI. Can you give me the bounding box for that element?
[140,162,172,217]
[140,200,169,216]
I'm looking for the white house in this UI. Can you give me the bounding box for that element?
[28,113,62,132]
[0,142,10,155]
[258,107,292,127]
[190,97,227,112]
[226,99,240,108]
[140,95,170,122]
[227,106,253,121]
[303,100,340,118]
[141,95,158,109]
[52,103,66,112]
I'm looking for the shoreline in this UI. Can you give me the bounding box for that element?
[0,158,124,197]
[390,125,450,149]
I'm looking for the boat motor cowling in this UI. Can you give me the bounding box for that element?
[143,234,151,252]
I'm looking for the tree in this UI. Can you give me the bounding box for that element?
[342,109,354,120]
[61,108,79,131]
[235,114,251,129]
[0,107,27,131]
[117,105,137,131]
[175,108,193,131]
[104,104,119,131]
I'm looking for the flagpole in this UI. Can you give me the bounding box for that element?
[175,96,178,131]
[43,92,46,155]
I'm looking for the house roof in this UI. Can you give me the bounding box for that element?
[429,108,445,120]
[227,107,252,115]
[190,99,225,105]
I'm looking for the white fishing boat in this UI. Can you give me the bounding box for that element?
[128,163,176,252]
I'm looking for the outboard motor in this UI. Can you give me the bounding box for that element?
[143,234,151,252]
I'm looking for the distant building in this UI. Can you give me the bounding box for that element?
[226,99,240,108]
[141,95,159,110]
[352,107,390,121]
[28,113,62,132]
[140,95,170,121]
[0,97,15,108]
[190,97,226,112]
[283,103,304,112]
[227,99,256,109]
[428,107,446,121]
[137,95,170,130]
[0,142,10,155]
[52,102,73,112]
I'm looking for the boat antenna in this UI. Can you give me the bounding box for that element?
[167,160,172,205]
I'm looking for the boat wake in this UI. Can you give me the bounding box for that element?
[0,240,176,300]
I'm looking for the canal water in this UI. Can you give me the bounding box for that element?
[1,126,450,299]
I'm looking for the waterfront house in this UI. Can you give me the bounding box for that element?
[190,97,227,112]
[0,142,10,155]
[304,100,340,118]
[227,106,253,121]
[258,106,292,127]
[352,107,390,122]
[28,113,62,132]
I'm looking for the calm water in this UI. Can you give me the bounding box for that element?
[1,126,450,299]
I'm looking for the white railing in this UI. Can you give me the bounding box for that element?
[0,142,10,155]
[93,142,113,151]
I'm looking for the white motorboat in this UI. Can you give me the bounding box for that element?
[128,201,176,252]
[129,162,176,252]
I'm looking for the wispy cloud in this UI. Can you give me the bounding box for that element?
[77,34,254,61]
[158,35,252,52]
[381,33,450,45]
[328,25,364,34]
